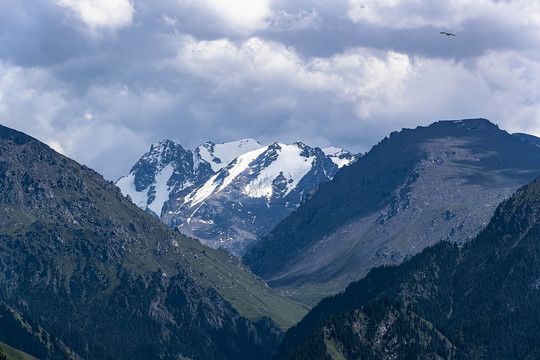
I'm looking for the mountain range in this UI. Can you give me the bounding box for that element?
[117,139,357,255]
[244,119,540,304]
[0,124,306,360]
[1,119,540,359]
[275,174,540,359]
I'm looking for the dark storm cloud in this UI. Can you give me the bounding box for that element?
[1,0,539,180]
[0,1,87,67]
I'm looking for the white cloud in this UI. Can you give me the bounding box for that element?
[57,0,134,32]
[46,140,66,154]
[355,50,540,136]
[171,37,303,87]
[267,9,321,32]
[0,62,158,179]
[2,0,540,180]
[347,0,540,30]
[179,0,272,34]
[162,14,179,27]
[0,63,68,136]
[166,35,540,140]
[170,36,412,111]
[175,0,320,35]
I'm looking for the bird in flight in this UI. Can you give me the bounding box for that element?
[440,31,456,36]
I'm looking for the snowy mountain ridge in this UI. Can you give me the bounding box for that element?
[117,138,358,255]
[184,143,321,207]
[195,139,263,172]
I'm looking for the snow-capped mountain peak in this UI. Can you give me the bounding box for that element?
[196,138,262,172]
[323,146,357,168]
[116,139,199,216]
[145,139,177,165]
[322,146,346,157]
[117,138,359,255]
[243,143,315,200]
[183,142,323,207]
[184,146,268,208]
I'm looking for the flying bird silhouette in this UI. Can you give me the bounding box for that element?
[440,31,456,36]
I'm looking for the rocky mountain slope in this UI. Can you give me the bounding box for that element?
[116,139,261,217]
[244,119,540,304]
[0,124,306,360]
[275,174,540,359]
[514,132,540,147]
[118,139,357,255]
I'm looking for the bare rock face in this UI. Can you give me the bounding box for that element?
[244,119,540,304]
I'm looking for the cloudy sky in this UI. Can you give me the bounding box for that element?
[1,0,540,180]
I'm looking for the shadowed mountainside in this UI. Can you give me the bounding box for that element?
[275,175,540,359]
[0,124,306,360]
[244,119,540,304]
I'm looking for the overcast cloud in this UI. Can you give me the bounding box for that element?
[1,0,540,180]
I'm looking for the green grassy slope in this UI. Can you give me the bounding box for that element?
[0,124,306,359]
[0,124,306,330]
[0,343,39,360]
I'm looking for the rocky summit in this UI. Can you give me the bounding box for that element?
[244,119,540,304]
[117,139,357,255]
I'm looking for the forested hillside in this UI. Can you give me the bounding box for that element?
[276,175,540,359]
